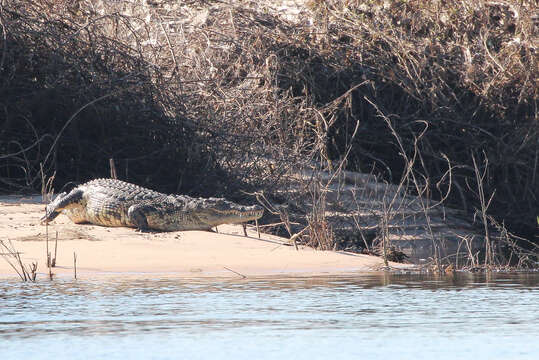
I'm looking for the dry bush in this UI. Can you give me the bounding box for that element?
[303,0,538,241]
[0,0,330,199]
[0,0,537,263]
[0,0,219,195]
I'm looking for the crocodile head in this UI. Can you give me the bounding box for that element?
[40,189,85,224]
[40,192,69,224]
[183,197,264,228]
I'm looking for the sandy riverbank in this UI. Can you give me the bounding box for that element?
[0,196,407,279]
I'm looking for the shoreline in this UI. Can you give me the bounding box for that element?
[0,197,408,280]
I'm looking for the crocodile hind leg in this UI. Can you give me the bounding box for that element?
[127,203,154,231]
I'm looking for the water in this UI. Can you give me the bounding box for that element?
[1,273,538,360]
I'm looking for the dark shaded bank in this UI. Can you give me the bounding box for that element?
[0,0,537,263]
[0,1,223,196]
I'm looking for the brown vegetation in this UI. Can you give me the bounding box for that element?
[0,0,537,267]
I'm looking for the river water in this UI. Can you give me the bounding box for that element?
[1,273,537,359]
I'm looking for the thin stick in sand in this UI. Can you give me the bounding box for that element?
[28,262,37,282]
[51,231,58,267]
[73,252,77,279]
[45,221,53,279]
[48,261,53,280]
[46,223,49,267]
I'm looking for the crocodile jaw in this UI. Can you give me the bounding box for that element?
[203,206,264,227]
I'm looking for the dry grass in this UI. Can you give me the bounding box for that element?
[0,240,37,282]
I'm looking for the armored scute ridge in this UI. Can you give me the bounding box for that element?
[41,179,263,231]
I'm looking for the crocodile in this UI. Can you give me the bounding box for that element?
[40,178,263,232]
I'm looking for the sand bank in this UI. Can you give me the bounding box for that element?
[0,196,406,279]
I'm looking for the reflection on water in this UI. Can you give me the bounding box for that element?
[1,273,538,359]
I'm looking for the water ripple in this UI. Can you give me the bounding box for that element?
[1,273,538,359]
